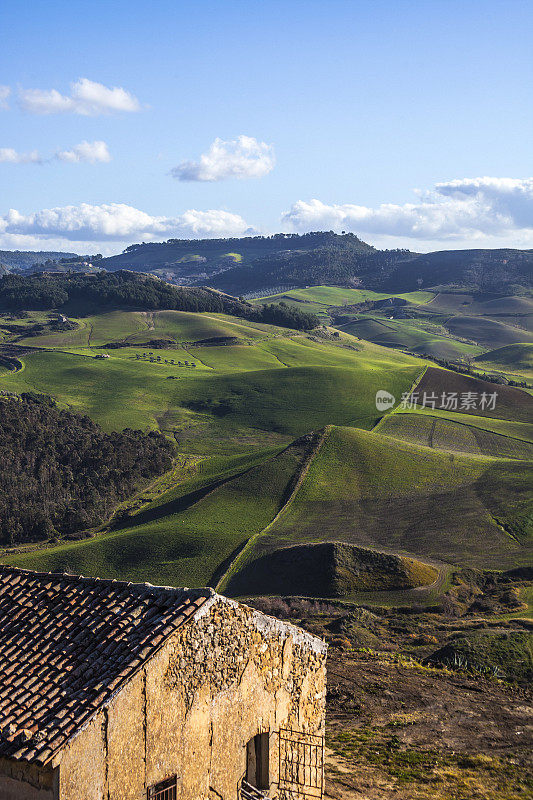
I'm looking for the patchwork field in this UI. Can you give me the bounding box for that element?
[254,288,533,382]
[414,366,533,423]
[1,295,532,605]
[378,412,533,459]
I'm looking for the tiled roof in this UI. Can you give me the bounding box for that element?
[0,566,213,765]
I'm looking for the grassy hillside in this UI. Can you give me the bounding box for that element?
[339,316,482,360]
[256,286,533,369]
[475,343,533,376]
[0,313,422,435]
[219,425,532,592]
[255,287,435,307]
[444,315,533,348]
[4,442,307,586]
[378,412,533,459]
[1,295,531,601]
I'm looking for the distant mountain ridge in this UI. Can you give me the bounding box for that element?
[5,234,533,295]
[0,250,78,271]
[97,233,533,295]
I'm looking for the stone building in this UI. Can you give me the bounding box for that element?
[0,566,326,800]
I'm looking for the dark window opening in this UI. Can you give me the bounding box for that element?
[147,775,177,800]
[246,732,270,790]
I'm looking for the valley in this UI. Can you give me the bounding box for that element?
[0,264,532,800]
[1,281,531,616]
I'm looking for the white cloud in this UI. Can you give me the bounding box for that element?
[19,78,141,115]
[55,140,111,163]
[0,141,111,166]
[1,203,251,244]
[0,86,10,110]
[282,177,533,245]
[0,147,41,164]
[172,135,275,182]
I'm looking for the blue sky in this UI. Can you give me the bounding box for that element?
[0,0,532,254]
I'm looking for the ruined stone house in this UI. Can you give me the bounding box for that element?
[0,567,326,800]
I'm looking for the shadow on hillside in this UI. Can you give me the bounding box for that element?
[109,469,258,531]
[110,473,246,531]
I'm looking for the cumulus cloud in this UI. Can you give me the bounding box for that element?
[172,135,275,182]
[0,203,251,243]
[0,86,10,110]
[55,140,111,163]
[0,148,41,164]
[19,78,141,115]
[282,177,533,244]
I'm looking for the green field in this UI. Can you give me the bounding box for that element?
[2,297,532,601]
[257,286,436,306]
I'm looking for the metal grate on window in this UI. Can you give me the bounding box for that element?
[279,729,324,799]
[147,775,177,800]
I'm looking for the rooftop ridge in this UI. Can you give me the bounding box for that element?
[0,565,215,601]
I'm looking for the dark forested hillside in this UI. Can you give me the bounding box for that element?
[0,250,78,271]
[384,248,533,293]
[208,246,533,295]
[0,394,175,544]
[94,232,533,295]
[204,247,411,294]
[2,236,531,301]
[0,271,320,330]
[99,231,375,274]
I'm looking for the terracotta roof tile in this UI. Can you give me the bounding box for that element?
[0,566,213,765]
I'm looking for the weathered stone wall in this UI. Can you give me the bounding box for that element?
[52,595,326,800]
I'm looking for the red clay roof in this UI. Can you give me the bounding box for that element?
[0,566,213,765]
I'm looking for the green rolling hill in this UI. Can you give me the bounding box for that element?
[1,284,532,605]
[475,343,533,376]
[443,315,533,349]
[219,425,532,596]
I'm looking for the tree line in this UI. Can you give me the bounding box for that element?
[0,271,320,330]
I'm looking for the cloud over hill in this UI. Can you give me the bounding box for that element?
[0,203,251,247]
[283,177,533,245]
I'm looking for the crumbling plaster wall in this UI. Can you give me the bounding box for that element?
[54,596,327,800]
